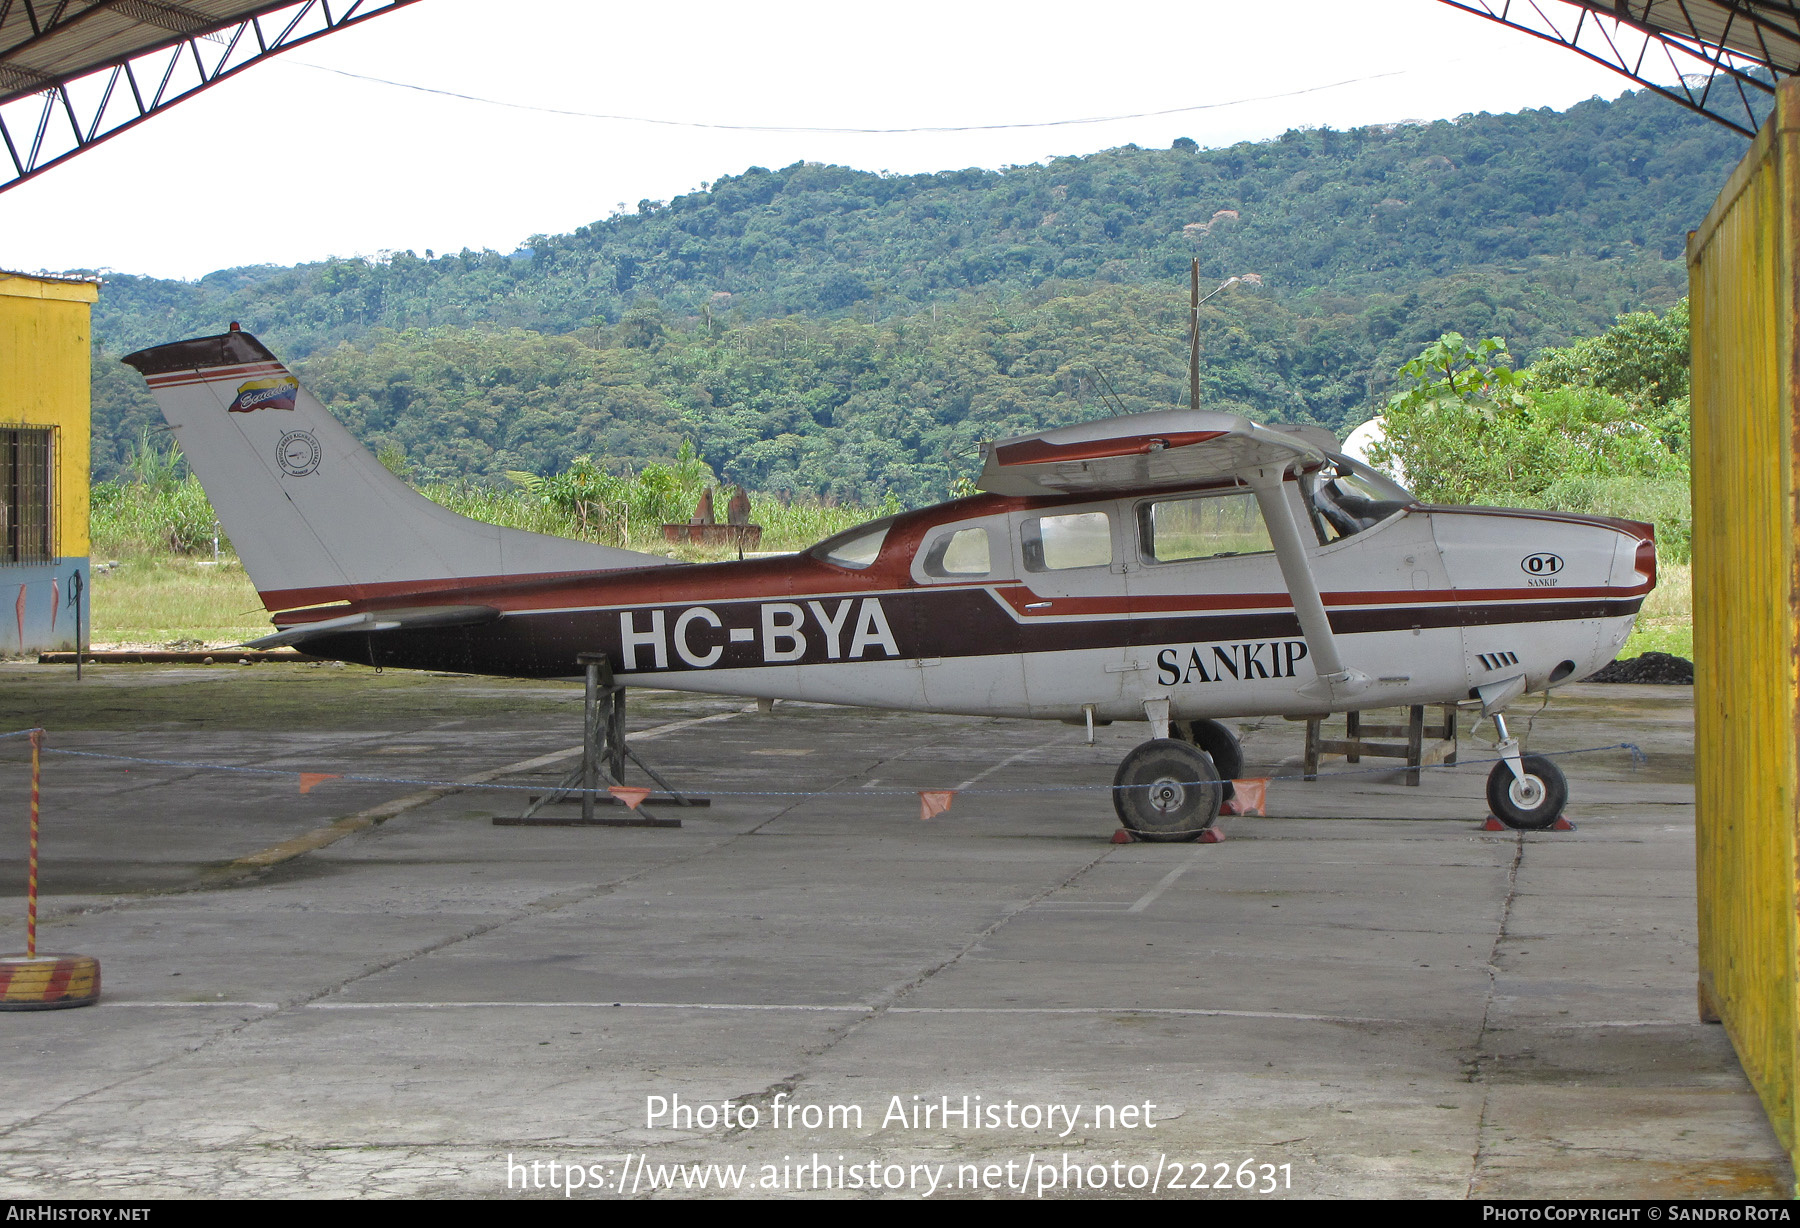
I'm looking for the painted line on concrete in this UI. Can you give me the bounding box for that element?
[890,1005,1405,1024]
[131,999,1394,1024]
[1127,846,1208,913]
[1534,1018,1702,1029]
[116,1001,282,1009]
[954,741,1056,791]
[224,708,747,873]
[109,1000,1715,1030]
[303,1000,874,1012]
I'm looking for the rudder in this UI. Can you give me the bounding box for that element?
[122,327,671,613]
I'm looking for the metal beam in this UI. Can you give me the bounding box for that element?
[1440,0,1782,137]
[0,0,418,193]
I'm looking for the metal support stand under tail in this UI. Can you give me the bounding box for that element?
[495,654,709,827]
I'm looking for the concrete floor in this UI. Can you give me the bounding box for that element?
[0,663,1786,1199]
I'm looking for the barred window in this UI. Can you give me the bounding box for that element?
[1,429,53,564]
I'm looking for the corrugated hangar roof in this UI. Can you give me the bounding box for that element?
[1601,0,1800,71]
[0,0,418,190]
[4,3,296,107]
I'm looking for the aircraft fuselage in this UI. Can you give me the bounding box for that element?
[295,487,1651,724]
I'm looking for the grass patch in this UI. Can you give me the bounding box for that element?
[1621,559,1691,660]
[88,556,268,646]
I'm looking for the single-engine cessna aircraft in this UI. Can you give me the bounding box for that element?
[123,327,1655,839]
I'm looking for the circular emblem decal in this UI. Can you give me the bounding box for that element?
[1521,552,1564,576]
[276,430,322,477]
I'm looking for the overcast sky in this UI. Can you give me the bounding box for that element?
[0,0,1685,281]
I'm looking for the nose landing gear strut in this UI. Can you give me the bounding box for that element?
[1485,711,1568,830]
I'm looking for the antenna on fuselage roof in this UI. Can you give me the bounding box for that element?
[1089,366,1129,416]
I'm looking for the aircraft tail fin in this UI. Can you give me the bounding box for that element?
[122,327,672,614]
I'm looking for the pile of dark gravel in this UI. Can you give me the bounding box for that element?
[1587,652,1694,684]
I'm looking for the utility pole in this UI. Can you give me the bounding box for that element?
[1190,258,1201,411]
[1189,268,1244,412]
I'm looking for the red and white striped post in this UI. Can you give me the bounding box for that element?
[1,728,100,1010]
[26,728,38,958]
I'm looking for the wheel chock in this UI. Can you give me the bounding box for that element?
[1111,827,1226,844]
[0,953,100,1011]
[1481,814,1577,832]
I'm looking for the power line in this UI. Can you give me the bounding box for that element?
[280,61,1410,135]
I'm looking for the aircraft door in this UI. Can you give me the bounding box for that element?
[1007,502,1134,717]
[908,515,1028,715]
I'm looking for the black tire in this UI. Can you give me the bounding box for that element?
[1486,755,1568,830]
[1174,718,1244,781]
[1113,739,1224,842]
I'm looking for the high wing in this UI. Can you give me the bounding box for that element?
[975,410,1328,498]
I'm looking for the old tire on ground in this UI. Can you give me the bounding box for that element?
[1175,718,1244,782]
[1485,755,1568,830]
[1113,739,1224,842]
[0,953,101,1010]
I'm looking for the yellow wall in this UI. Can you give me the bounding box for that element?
[0,271,96,559]
[1687,80,1800,1181]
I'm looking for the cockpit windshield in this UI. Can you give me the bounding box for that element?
[1304,453,1416,544]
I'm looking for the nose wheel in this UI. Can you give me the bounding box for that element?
[1113,739,1224,842]
[1485,754,1568,830]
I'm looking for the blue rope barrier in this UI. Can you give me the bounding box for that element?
[23,739,1649,799]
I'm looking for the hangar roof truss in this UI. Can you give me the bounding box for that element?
[0,0,419,193]
[1442,0,1799,137]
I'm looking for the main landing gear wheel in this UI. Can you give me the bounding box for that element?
[1486,755,1569,830]
[1174,718,1244,782]
[1113,739,1224,842]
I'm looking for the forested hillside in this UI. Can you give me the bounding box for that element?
[86,86,1739,498]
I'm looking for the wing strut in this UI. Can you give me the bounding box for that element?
[1245,466,1368,706]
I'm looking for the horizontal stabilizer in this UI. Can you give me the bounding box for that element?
[244,605,501,649]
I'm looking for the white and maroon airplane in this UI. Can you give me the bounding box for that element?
[123,327,1656,838]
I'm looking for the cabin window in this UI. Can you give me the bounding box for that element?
[1305,466,1411,544]
[1021,511,1112,572]
[811,518,893,570]
[921,526,991,578]
[1137,492,1270,563]
[0,428,52,564]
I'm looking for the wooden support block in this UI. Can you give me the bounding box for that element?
[1406,704,1425,786]
[1301,704,1462,786]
